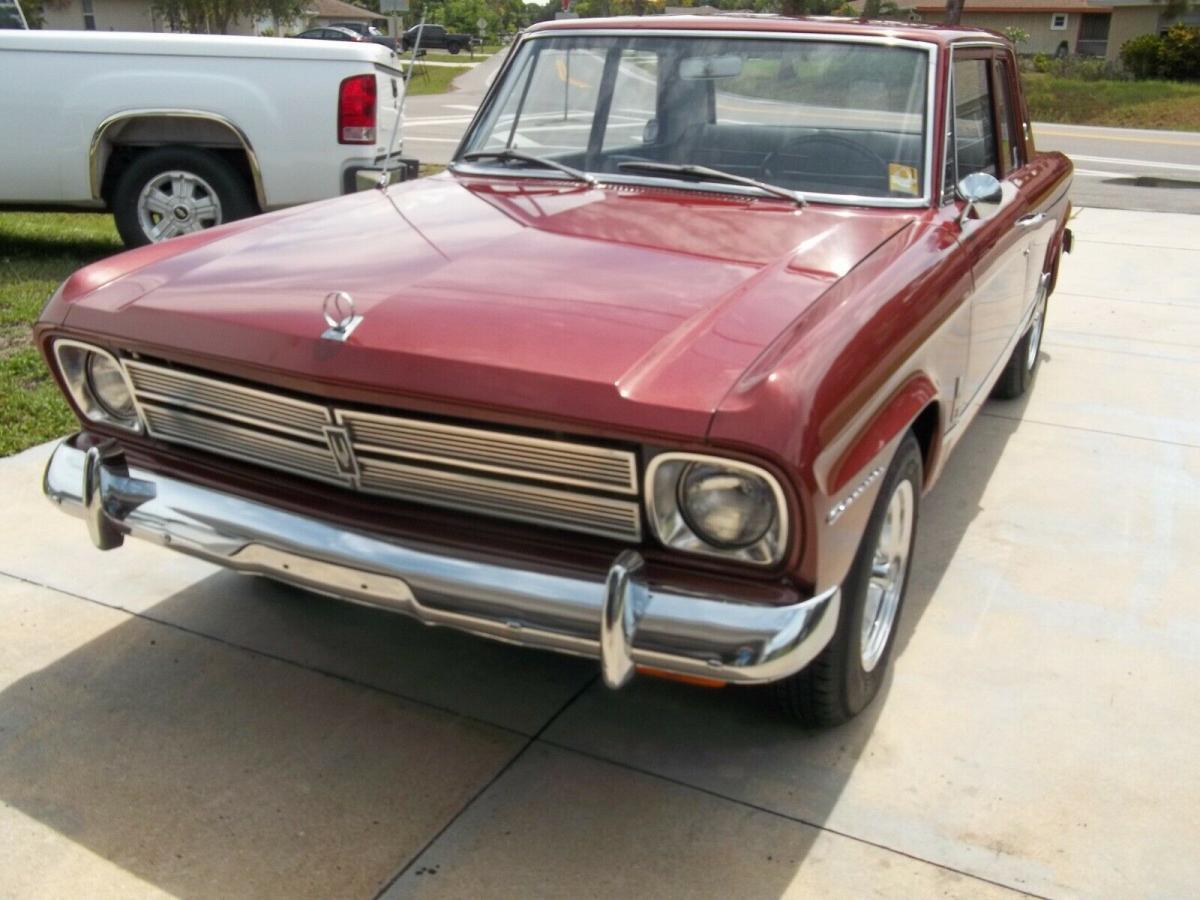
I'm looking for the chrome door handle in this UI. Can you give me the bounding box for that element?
[1016,213,1045,227]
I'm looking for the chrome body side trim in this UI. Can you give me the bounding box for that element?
[88,108,267,210]
[44,439,839,686]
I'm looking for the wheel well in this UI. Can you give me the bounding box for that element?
[93,114,263,211]
[909,402,940,484]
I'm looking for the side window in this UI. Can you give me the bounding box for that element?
[994,56,1023,171]
[952,58,997,181]
[601,50,660,153]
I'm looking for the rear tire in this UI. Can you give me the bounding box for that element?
[448,42,462,54]
[992,276,1050,400]
[111,146,256,248]
[772,433,922,727]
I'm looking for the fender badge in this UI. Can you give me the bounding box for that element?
[321,291,363,342]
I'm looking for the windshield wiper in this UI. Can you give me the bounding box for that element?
[617,161,804,206]
[459,150,597,187]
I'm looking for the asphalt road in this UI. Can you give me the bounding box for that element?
[400,55,1199,215]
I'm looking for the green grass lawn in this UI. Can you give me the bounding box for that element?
[1022,73,1200,130]
[0,212,121,456]
[399,63,472,95]
[420,51,492,63]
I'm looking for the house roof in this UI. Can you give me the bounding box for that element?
[308,0,384,20]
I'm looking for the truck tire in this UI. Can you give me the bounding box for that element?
[111,146,257,248]
[991,273,1050,400]
[772,433,922,727]
[448,41,462,54]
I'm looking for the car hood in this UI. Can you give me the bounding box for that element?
[59,175,915,439]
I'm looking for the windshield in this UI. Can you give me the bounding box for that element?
[458,34,931,204]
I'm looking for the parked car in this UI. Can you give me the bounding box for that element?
[296,25,366,43]
[402,23,475,54]
[330,21,398,52]
[38,16,1071,726]
[0,31,411,247]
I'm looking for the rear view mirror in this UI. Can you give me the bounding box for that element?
[679,55,744,79]
[956,171,1002,226]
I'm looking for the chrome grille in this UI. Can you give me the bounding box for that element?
[125,359,641,542]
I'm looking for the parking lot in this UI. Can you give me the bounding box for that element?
[0,202,1197,897]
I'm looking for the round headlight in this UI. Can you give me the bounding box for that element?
[85,352,135,420]
[678,462,776,549]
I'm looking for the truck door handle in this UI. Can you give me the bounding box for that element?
[1016,213,1045,227]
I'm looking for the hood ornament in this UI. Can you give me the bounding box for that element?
[321,291,363,342]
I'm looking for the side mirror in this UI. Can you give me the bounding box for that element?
[956,172,1002,226]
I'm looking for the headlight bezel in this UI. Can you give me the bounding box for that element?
[645,452,790,567]
[51,339,142,433]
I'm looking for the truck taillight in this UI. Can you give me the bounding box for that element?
[338,74,376,144]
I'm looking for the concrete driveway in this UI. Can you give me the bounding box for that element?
[1,206,1198,898]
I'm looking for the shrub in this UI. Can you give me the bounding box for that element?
[1159,24,1200,81]
[1122,33,1163,79]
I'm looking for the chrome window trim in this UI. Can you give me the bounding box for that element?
[51,339,143,433]
[645,451,790,567]
[455,29,940,209]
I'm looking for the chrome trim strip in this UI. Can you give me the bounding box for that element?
[45,440,839,686]
[89,109,267,210]
[337,407,638,495]
[456,29,939,209]
[827,465,884,524]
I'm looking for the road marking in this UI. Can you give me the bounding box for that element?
[1035,128,1200,147]
[1074,168,1132,178]
[1069,154,1200,173]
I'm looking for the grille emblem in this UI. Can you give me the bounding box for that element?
[321,291,363,342]
[323,425,360,480]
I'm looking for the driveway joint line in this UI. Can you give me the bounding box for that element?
[1074,239,1200,252]
[979,411,1200,450]
[371,675,602,899]
[0,568,533,741]
[537,737,1048,900]
[1055,290,1198,309]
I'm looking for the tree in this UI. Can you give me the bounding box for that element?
[944,0,965,25]
[152,0,304,34]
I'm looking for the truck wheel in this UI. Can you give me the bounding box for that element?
[772,434,922,727]
[112,146,256,248]
[448,42,462,54]
[991,276,1050,400]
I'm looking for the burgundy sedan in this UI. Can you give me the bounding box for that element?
[37,16,1071,726]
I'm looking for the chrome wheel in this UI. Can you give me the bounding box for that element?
[1026,291,1047,372]
[136,170,223,242]
[860,479,914,673]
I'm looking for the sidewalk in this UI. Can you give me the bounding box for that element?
[0,207,1197,898]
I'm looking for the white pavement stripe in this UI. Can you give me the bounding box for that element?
[1069,154,1200,173]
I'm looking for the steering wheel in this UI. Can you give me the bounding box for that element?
[760,133,890,194]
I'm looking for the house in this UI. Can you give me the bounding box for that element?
[39,0,382,36]
[898,0,1168,64]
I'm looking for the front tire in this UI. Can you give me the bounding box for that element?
[448,42,462,54]
[111,146,257,248]
[992,274,1050,400]
[773,433,923,727]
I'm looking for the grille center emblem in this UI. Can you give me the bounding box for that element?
[323,425,360,480]
[321,291,363,342]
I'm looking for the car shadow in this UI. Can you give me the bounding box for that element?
[0,396,1031,896]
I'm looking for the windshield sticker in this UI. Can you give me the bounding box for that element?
[888,163,919,196]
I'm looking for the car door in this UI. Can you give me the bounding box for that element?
[951,47,1038,408]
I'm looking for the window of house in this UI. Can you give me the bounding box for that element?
[1050,13,1068,30]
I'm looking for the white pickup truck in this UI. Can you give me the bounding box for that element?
[0,30,407,246]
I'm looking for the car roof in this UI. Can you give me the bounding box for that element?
[526,14,1003,49]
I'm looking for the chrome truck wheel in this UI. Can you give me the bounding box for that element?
[111,145,257,248]
[773,433,922,727]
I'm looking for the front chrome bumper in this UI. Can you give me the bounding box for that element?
[43,438,839,688]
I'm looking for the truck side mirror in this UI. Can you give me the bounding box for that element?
[956,172,1002,227]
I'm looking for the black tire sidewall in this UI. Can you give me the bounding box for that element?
[835,435,923,717]
[111,146,256,248]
